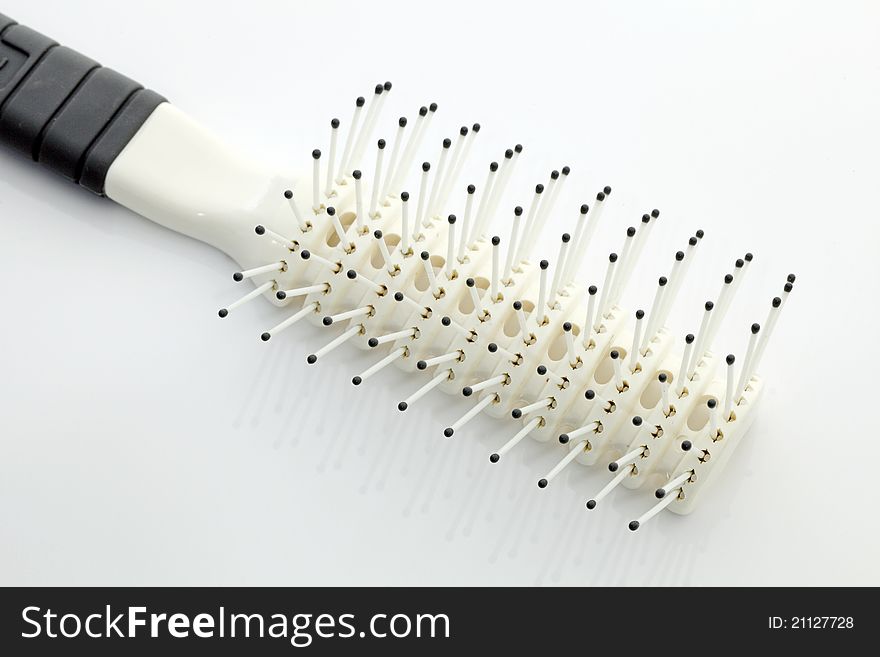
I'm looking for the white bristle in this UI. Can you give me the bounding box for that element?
[353,346,406,385]
[415,163,431,230]
[609,446,645,473]
[687,301,715,378]
[503,206,524,282]
[465,373,508,396]
[548,233,571,303]
[426,138,451,220]
[234,261,285,281]
[538,440,588,488]
[640,276,668,353]
[284,190,309,232]
[380,117,407,200]
[254,224,296,251]
[308,323,363,364]
[311,150,321,212]
[420,250,440,296]
[457,185,476,261]
[398,369,451,411]
[586,464,634,510]
[466,278,487,319]
[491,417,540,462]
[676,334,695,396]
[583,286,598,347]
[514,184,544,264]
[561,204,590,286]
[629,309,645,371]
[595,253,618,325]
[445,215,456,279]
[419,350,462,370]
[218,280,274,317]
[353,171,366,232]
[324,119,339,198]
[535,261,549,326]
[336,96,364,183]
[400,192,411,253]
[369,139,385,217]
[490,236,501,302]
[445,394,496,437]
[262,300,318,341]
[469,161,498,245]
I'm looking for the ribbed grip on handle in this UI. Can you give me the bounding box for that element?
[0,13,166,195]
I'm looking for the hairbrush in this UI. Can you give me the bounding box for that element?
[0,13,793,530]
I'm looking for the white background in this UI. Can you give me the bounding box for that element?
[1,0,878,586]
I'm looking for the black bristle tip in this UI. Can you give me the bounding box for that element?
[515,144,523,153]
[696,229,705,239]
[745,252,754,262]
[550,170,560,180]
[472,123,481,132]
[627,227,636,237]
[491,236,501,246]
[322,316,333,326]
[659,276,668,286]
[504,148,513,159]
[352,376,362,386]
[563,322,572,332]
[490,162,499,172]
[283,189,293,199]
[681,440,692,451]
[394,292,404,301]
[514,206,523,216]
[448,214,456,224]
[489,453,500,463]
[585,389,595,400]
[685,333,695,344]
[218,309,228,318]
[312,149,321,159]
[397,401,408,412]
[642,214,650,223]
[300,250,311,260]
[462,387,473,397]
[400,191,409,201]
[561,233,571,243]
[419,106,428,117]
[306,354,317,364]
[429,102,438,112]
[726,354,736,365]
[254,225,266,235]
[444,428,454,438]
[377,139,385,149]
[352,169,362,180]
[327,206,336,215]
[735,258,744,268]
[347,269,357,280]
[705,301,714,311]
[628,521,640,531]
[603,186,612,195]
[561,165,570,175]
[658,372,667,382]
[632,416,643,426]
[441,316,451,326]
[784,282,793,293]
[443,138,452,148]
[608,462,619,472]
[596,192,606,201]
[751,323,761,334]
[233,272,243,282]
[261,332,271,342]
[417,360,428,370]
[689,237,698,246]
[559,434,569,444]
[580,204,589,214]
[276,291,287,300]
[707,398,717,409]
[467,184,476,194]
[636,309,645,320]
[609,253,618,263]
[588,285,597,295]
[459,126,468,136]
[536,184,544,193]
[356,97,366,107]
[609,350,619,359]
[537,479,548,489]
[586,500,597,510]
[536,365,547,375]
[368,338,379,348]
[398,117,407,127]
[383,81,392,91]
[772,297,782,308]
[513,300,522,310]
[724,274,734,284]
[651,209,660,219]
[420,251,430,260]
[655,488,666,499]
[676,251,685,261]
[487,343,498,353]
[511,408,522,419]
[331,118,340,128]
[422,162,431,172]
[374,229,383,239]
[540,260,549,270]
[374,84,383,94]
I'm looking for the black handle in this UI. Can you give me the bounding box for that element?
[0,13,165,195]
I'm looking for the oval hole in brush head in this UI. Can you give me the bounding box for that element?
[502,299,534,337]
[593,346,627,384]
[547,323,580,361]
[458,277,489,314]
[640,370,673,408]
[687,395,718,431]
[326,212,358,247]
[369,233,401,269]
[413,254,445,291]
